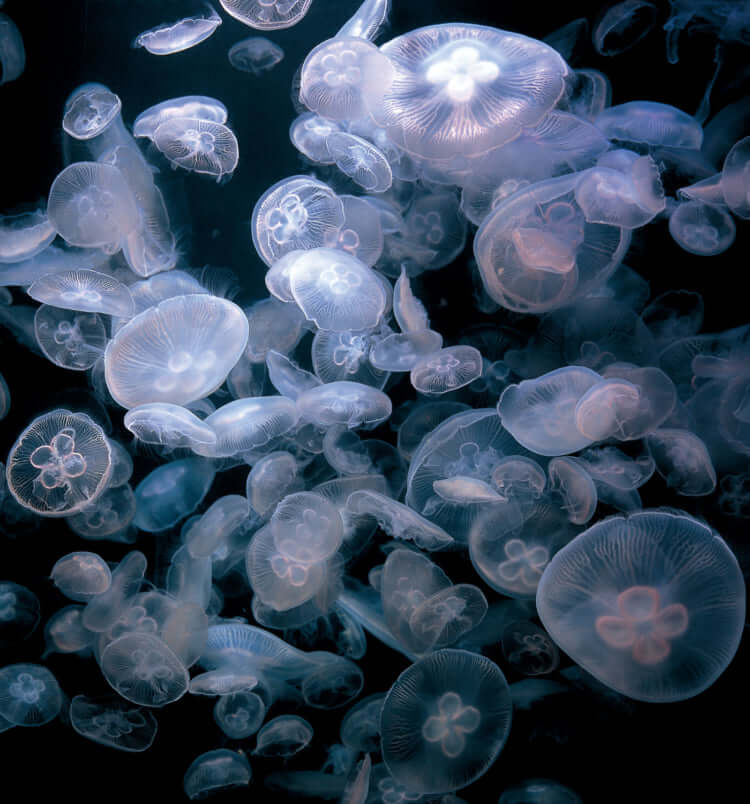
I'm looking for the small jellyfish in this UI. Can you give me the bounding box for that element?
[51,551,111,602]
[327,132,393,194]
[124,403,217,450]
[67,484,137,542]
[410,346,482,395]
[214,690,266,739]
[668,200,736,256]
[499,778,582,804]
[289,113,341,165]
[547,457,597,525]
[296,381,392,430]
[254,714,313,757]
[104,294,249,409]
[245,296,306,363]
[43,605,94,657]
[380,649,512,794]
[183,749,252,800]
[594,101,703,149]
[396,401,470,461]
[313,327,390,388]
[62,84,122,140]
[153,117,239,182]
[82,551,147,633]
[219,0,313,31]
[133,5,222,55]
[719,136,750,219]
[0,581,40,648]
[27,269,135,318]
[593,1,658,56]
[228,36,284,74]
[252,176,345,266]
[370,330,444,373]
[0,12,25,86]
[34,306,107,371]
[0,207,56,264]
[536,510,746,702]
[246,451,303,517]
[100,631,189,707]
[6,409,112,517]
[645,428,717,496]
[301,655,364,709]
[337,0,391,41]
[70,694,158,752]
[501,620,560,676]
[341,692,386,753]
[271,491,343,565]
[0,663,63,726]
[133,96,228,140]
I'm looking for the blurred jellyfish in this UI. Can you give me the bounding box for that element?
[594,101,703,149]
[593,1,657,56]
[668,200,736,256]
[0,12,25,85]
[228,36,284,74]
[214,689,266,739]
[499,778,582,804]
[645,428,717,496]
[133,5,222,55]
[183,749,252,800]
[0,581,40,648]
[537,510,746,701]
[0,207,56,264]
[501,620,560,676]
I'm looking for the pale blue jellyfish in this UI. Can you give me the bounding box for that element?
[51,551,111,602]
[0,663,63,726]
[0,581,40,647]
[133,96,228,141]
[219,0,313,31]
[183,749,251,800]
[133,5,222,55]
[28,269,135,318]
[70,694,158,752]
[0,207,55,264]
[229,36,284,74]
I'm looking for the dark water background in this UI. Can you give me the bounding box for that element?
[0,1,747,801]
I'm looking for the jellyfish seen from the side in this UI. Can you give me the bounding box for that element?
[228,36,284,74]
[51,551,111,602]
[28,269,135,318]
[0,12,25,86]
[183,749,252,800]
[133,96,228,140]
[133,5,222,55]
[0,207,56,264]
[69,694,158,752]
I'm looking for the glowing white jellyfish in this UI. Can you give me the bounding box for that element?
[133,5,222,55]
[153,118,239,182]
[219,0,313,31]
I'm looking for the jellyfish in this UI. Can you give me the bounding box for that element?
[327,132,393,194]
[47,162,139,252]
[341,754,372,804]
[133,458,215,532]
[246,451,303,517]
[214,689,266,739]
[312,327,390,388]
[245,297,307,363]
[338,0,392,41]
[0,663,63,726]
[70,694,158,752]
[645,428,717,496]
[641,289,705,345]
[396,401,470,461]
[0,581,40,648]
[153,117,239,182]
[501,620,560,676]
[296,380,392,430]
[28,269,135,318]
[229,36,284,74]
[0,12,24,85]
[183,749,252,800]
[43,605,95,658]
[67,484,138,542]
[104,294,249,409]
[124,403,217,450]
[537,510,746,702]
[82,551,147,633]
[593,1,658,56]
[62,84,122,141]
[133,5,222,55]
[51,552,111,602]
[266,350,322,401]
[668,199,736,256]
[370,330,444,373]
[289,112,341,164]
[0,207,56,264]
[380,649,512,793]
[219,0,313,31]
[252,176,345,266]
[6,409,112,517]
[498,366,603,456]
[133,96,228,140]
[301,655,364,709]
[372,24,567,160]
[499,778,582,804]
[410,346,482,395]
[547,456,598,525]
[594,101,703,149]
[34,306,106,371]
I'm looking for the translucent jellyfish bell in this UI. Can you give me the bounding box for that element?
[183,749,252,800]
[668,200,736,256]
[537,511,746,702]
[252,176,345,266]
[327,133,393,194]
[133,96,228,140]
[0,581,40,647]
[104,294,249,409]
[0,207,56,264]
[410,346,483,395]
[6,409,112,517]
[593,1,658,56]
[380,649,512,794]
[28,269,135,318]
[228,36,284,74]
[254,714,313,757]
[337,0,391,41]
[153,117,239,182]
[271,491,343,565]
[594,101,703,149]
[133,5,222,55]
[51,551,111,602]
[296,381,392,429]
[499,778,582,804]
[214,689,266,739]
[373,24,568,160]
[219,0,313,31]
[645,428,717,496]
[70,694,158,752]
[47,162,139,252]
[34,306,107,371]
[124,403,217,450]
[0,663,63,726]
[62,85,122,140]
[300,37,396,122]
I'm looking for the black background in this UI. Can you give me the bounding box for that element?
[0,1,747,802]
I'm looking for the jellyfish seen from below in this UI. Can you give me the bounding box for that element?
[133,5,222,55]
[219,0,313,31]
[254,714,313,757]
[153,118,239,182]
[183,749,252,800]
[51,551,111,602]
[0,208,56,264]
[70,694,158,752]
[668,199,736,256]
[28,269,135,318]
[104,294,249,409]
[6,409,112,517]
[62,84,122,140]
[0,582,40,648]
[214,689,266,739]
[0,663,63,726]
[380,649,512,794]
[34,306,107,371]
[536,510,746,702]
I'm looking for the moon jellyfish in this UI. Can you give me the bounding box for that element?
[719,136,750,219]
[498,366,603,456]
[100,631,189,707]
[228,36,284,74]
[219,0,313,31]
[380,649,512,794]
[594,101,703,149]
[547,457,597,525]
[133,5,222,55]
[47,162,139,252]
[342,754,372,804]
[51,552,111,602]
[0,581,40,647]
[300,37,395,122]
[246,451,302,517]
[668,200,736,256]
[645,428,717,496]
[289,113,341,165]
[593,1,657,56]
[719,375,750,455]
[0,664,63,726]
[245,297,306,363]
[501,620,560,676]
[296,381,392,429]
[124,403,217,450]
[338,0,391,41]
[370,330,444,373]
[0,12,24,86]
[312,327,390,388]
[104,294,249,409]
[153,118,239,182]
[214,689,266,739]
[62,84,121,142]
[397,401,469,461]
[133,458,215,532]
[133,96,228,140]
[0,208,56,264]
[28,269,134,318]
[81,551,146,632]
[6,409,112,517]
[327,132,393,194]
[252,715,312,757]
[537,510,746,702]
[499,779,582,804]
[373,24,567,160]
[70,694,158,752]
[183,749,252,800]
[410,346,482,395]
[252,176,345,266]
[34,306,106,371]
[67,484,138,542]
[43,606,94,657]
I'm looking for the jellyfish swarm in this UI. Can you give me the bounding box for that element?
[537,511,746,702]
